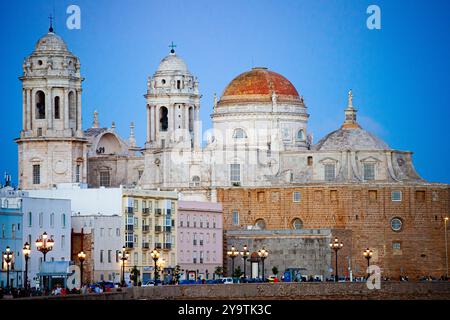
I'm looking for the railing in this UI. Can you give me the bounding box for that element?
[125,225,134,232]
[155,243,162,249]
[125,207,134,214]
[125,242,134,249]
[163,243,172,250]
[142,208,150,215]
[142,242,150,249]
[142,225,150,232]
[155,226,162,232]
[155,209,162,216]
[163,226,171,232]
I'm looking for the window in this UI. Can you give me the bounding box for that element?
[432,191,439,202]
[68,91,76,120]
[37,127,43,137]
[35,91,46,119]
[54,96,60,119]
[390,218,403,232]
[292,218,303,230]
[232,128,247,139]
[138,170,143,180]
[61,235,65,249]
[293,191,301,203]
[116,228,120,237]
[62,214,66,228]
[11,224,16,239]
[191,176,200,187]
[392,242,401,250]
[99,171,110,187]
[100,250,104,263]
[232,210,239,226]
[307,156,313,166]
[363,163,375,181]
[75,164,81,183]
[415,191,425,202]
[324,164,335,181]
[33,165,41,185]
[177,80,181,89]
[116,250,120,263]
[50,213,54,228]
[391,191,402,202]
[108,250,112,263]
[39,212,43,228]
[230,164,241,183]
[159,106,168,131]
[369,190,378,202]
[255,219,266,230]
[28,212,32,227]
[296,129,305,141]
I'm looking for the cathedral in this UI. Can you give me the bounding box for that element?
[17,26,450,278]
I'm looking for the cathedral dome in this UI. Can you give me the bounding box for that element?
[34,31,69,53]
[218,67,302,106]
[156,51,189,73]
[314,127,390,151]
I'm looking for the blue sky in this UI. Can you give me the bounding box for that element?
[1,0,450,184]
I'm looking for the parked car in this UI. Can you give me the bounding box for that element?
[267,276,278,283]
[222,277,234,284]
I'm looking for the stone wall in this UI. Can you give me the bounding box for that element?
[218,185,450,279]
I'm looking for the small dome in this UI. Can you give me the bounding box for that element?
[156,52,189,73]
[34,32,69,53]
[315,127,390,151]
[219,67,302,106]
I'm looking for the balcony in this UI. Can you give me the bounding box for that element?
[193,240,197,246]
[155,242,162,249]
[155,208,162,216]
[163,243,172,250]
[142,225,150,233]
[142,208,150,216]
[155,225,162,233]
[163,226,171,233]
[125,207,134,214]
[142,242,150,249]
[125,225,134,232]
[125,242,134,249]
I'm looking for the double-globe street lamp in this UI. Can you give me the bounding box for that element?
[22,243,31,291]
[227,246,239,277]
[257,248,269,280]
[363,248,373,279]
[330,237,343,282]
[150,248,160,284]
[240,245,250,279]
[3,247,13,292]
[78,251,86,287]
[35,232,54,291]
[118,246,129,287]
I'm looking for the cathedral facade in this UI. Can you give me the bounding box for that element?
[18,28,449,278]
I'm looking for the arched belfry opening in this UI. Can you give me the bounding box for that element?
[35,91,45,119]
[160,106,168,131]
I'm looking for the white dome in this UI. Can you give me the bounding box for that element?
[314,127,390,151]
[34,32,69,53]
[156,52,189,73]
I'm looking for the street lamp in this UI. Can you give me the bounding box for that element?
[226,246,239,277]
[257,248,269,280]
[330,237,343,282]
[22,243,31,291]
[3,247,13,292]
[35,232,54,291]
[240,245,250,279]
[363,248,373,279]
[445,217,449,279]
[118,246,129,287]
[77,251,86,287]
[150,248,160,284]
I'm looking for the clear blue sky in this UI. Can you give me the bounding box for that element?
[1,0,449,184]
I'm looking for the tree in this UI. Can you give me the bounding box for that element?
[272,266,279,276]
[214,266,224,278]
[233,266,243,278]
[173,265,181,284]
[130,265,140,286]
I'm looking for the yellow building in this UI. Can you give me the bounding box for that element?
[122,189,178,283]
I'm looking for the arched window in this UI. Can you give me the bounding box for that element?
[188,107,194,132]
[54,96,60,119]
[232,128,247,139]
[255,219,266,230]
[68,91,76,120]
[159,106,168,131]
[292,218,303,230]
[191,175,200,187]
[296,129,305,141]
[35,91,46,119]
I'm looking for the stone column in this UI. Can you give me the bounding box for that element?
[194,105,200,149]
[22,89,27,131]
[46,88,52,129]
[155,105,159,146]
[30,89,35,130]
[64,89,69,130]
[76,90,82,132]
[26,89,31,131]
[146,105,151,143]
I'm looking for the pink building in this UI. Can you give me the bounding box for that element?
[177,201,223,280]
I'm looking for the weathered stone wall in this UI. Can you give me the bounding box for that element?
[218,185,450,279]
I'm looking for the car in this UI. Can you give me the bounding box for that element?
[222,277,234,284]
[142,281,155,287]
[267,276,278,283]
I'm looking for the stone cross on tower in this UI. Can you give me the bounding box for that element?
[48,14,54,32]
[342,89,360,129]
[169,41,177,54]
[92,110,99,128]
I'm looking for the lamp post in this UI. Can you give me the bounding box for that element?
[3,247,13,292]
[22,243,31,291]
[226,246,239,277]
[118,246,129,287]
[77,251,86,287]
[150,248,160,284]
[445,217,449,279]
[240,245,250,279]
[363,248,373,279]
[35,232,54,291]
[257,248,269,281]
[330,237,343,282]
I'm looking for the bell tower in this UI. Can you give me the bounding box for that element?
[16,22,87,189]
